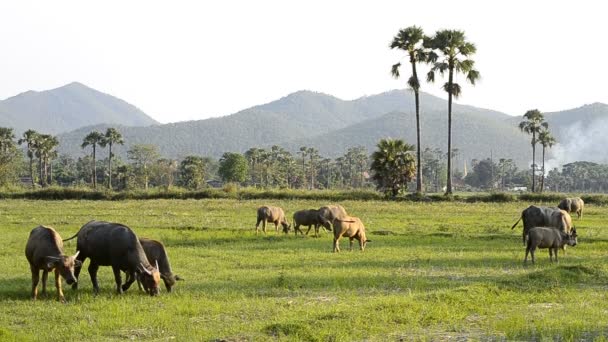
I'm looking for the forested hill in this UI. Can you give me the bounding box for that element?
[54,88,608,169]
[55,89,514,159]
[0,82,159,135]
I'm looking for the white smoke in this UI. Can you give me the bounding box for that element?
[544,119,608,172]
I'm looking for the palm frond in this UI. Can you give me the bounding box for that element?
[391,63,401,78]
[407,75,420,91]
[427,70,435,83]
[466,69,480,85]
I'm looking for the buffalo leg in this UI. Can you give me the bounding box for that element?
[274,222,279,233]
[255,218,262,235]
[112,266,124,294]
[121,270,136,293]
[524,247,530,264]
[55,269,65,302]
[349,238,354,251]
[530,247,536,264]
[88,262,100,294]
[333,237,340,253]
[553,248,558,263]
[41,270,49,296]
[294,224,301,235]
[30,266,40,300]
[305,225,312,235]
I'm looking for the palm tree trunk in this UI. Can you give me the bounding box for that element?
[411,62,423,194]
[29,154,35,188]
[531,133,536,192]
[108,143,113,190]
[38,157,43,187]
[445,68,454,195]
[540,146,546,193]
[92,145,97,189]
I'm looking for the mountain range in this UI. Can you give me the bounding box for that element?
[2,82,608,169]
[0,82,158,134]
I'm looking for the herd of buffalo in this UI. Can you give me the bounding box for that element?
[24,197,583,302]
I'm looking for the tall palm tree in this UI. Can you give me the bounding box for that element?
[307,147,320,190]
[518,109,547,192]
[538,128,556,193]
[426,29,480,195]
[99,128,124,189]
[34,134,58,187]
[81,131,105,189]
[390,25,428,194]
[18,129,39,188]
[370,138,416,197]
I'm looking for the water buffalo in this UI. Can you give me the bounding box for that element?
[293,209,331,236]
[136,238,183,293]
[318,204,348,230]
[511,206,573,245]
[63,220,161,296]
[524,227,578,264]
[25,226,81,302]
[558,197,584,219]
[256,206,290,235]
[332,216,370,252]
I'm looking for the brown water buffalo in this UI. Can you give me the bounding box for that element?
[137,238,183,293]
[25,226,81,302]
[511,206,573,245]
[558,197,584,219]
[524,227,578,264]
[293,209,331,236]
[332,216,370,252]
[63,220,161,296]
[318,204,348,229]
[256,206,290,235]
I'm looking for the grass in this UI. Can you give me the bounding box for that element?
[1,199,608,340]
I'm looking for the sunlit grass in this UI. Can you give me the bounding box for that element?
[0,199,607,340]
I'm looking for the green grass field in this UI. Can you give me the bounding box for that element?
[1,199,607,341]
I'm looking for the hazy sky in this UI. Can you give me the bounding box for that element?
[0,1,605,124]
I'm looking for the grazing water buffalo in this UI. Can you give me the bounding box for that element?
[318,204,348,229]
[63,220,161,296]
[137,238,183,293]
[293,209,331,236]
[332,216,370,252]
[558,197,584,219]
[511,206,573,245]
[256,206,290,235]
[25,226,81,302]
[524,227,578,264]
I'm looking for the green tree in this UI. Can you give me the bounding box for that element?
[99,128,124,190]
[426,29,480,195]
[518,109,547,192]
[35,134,59,187]
[390,25,428,194]
[538,128,556,193]
[179,155,207,190]
[127,144,160,190]
[370,138,416,197]
[218,152,248,184]
[464,158,496,189]
[18,129,39,188]
[0,127,21,187]
[81,131,105,188]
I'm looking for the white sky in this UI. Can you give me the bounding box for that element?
[0,0,606,124]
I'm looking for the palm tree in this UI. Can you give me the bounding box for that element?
[307,147,320,190]
[390,25,428,194]
[518,109,547,192]
[370,138,416,197]
[81,131,105,188]
[99,128,124,189]
[538,128,556,193]
[426,29,480,195]
[18,129,39,188]
[35,134,59,187]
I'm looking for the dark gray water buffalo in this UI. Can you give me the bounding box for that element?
[256,206,290,234]
[318,204,348,229]
[524,227,578,264]
[293,209,330,236]
[63,220,161,296]
[25,226,81,302]
[137,238,183,293]
[332,216,370,253]
[511,206,573,245]
[558,197,584,219]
